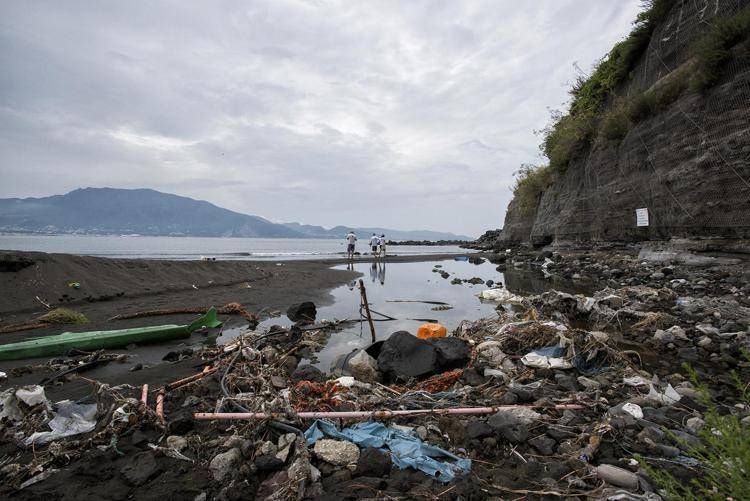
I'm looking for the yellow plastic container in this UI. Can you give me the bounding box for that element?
[417,323,447,340]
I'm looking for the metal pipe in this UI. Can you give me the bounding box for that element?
[141,384,149,406]
[194,404,585,421]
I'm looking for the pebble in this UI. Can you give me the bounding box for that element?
[313,439,360,466]
[209,448,241,482]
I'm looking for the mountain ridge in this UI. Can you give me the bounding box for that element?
[0,188,472,240]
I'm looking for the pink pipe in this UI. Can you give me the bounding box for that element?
[140,384,149,406]
[194,404,585,421]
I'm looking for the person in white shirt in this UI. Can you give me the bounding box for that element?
[345,231,357,260]
[378,234,386,257]
[369,233,380,258]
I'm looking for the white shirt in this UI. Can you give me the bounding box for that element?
[346,233,356,244]
[370,236,379,246]
[379,237,386,245]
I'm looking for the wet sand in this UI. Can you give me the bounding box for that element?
[0,250,474,396]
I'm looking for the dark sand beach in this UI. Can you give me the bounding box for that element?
[0,250,472,396]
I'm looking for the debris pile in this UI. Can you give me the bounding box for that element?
[0,249,748,499]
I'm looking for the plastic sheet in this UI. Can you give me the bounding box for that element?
[304,419,471,482]
[520,346,572,369]
[25,400,97,446]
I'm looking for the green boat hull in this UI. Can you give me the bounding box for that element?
[0,308,221,361]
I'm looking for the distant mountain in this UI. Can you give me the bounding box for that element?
[0,188,472,240]
[283,223,472,241]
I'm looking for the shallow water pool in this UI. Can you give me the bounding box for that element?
[220,258,595,371]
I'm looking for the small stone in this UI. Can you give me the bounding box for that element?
[415,426,428,440]
[355,448,392,477]
[577,376,601,389]
[466,420,494,439]
[313,439,360,466]
[529,435,556,455]
[210,448,241,482]
[697,336,712,348]
[488,411,529,444]
[291,364,326,383]
[686,416,705,433]
[270,375,287,388]
[121,452,158,486]
[166,435,187,451]
[255,455,284,472]
[696,323,720,336]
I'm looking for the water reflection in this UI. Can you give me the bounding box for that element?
[221,259,595,371]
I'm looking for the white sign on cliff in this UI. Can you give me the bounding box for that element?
[636,208,649,227]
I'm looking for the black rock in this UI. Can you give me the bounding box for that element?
[529,435,556,455]
[488,411,529,444]
[355,448,392,477]
[168,410,195,435]
[162,351,180,362]
[291,364,326,383]
[429,337,471,370]
[254,455,284,472]
[466,420,494,439]
[466,277,484,284]
[511,387,535,403]
[468,256,486,265]
[377,331,439,381]
[498,392,518,405]
[121,452,159,486]
[459,367,485,386]
[286,301,317,322]
[545,424,576,441]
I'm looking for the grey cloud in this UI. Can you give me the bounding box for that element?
[0,0,641,236]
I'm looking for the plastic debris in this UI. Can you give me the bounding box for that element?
[646,383,681,405]
[621,403,644,419]
[304,420,471,482]
[25,400,97,446]
[521,346,572,369]
[476,288,525,303]
[15,385,48,407]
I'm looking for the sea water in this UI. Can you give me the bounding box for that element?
[0,234,466,260]
[219,259,594,371]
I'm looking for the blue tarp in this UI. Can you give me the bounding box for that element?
[304,420,471,482]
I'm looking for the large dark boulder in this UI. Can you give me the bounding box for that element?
[286,302,317,322]
[377,331,439,381]
[428,337,471,370]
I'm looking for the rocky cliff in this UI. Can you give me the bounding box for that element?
[502,0,750,246]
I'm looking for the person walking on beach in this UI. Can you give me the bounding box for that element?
[378,234,386,258]
[346,231,357,260]
[369,233,380,258]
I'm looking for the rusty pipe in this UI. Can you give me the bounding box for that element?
[193,404,586,421]
[166,366,216,391]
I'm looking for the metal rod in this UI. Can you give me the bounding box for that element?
[358,279,376,343]
[194,404,586,421]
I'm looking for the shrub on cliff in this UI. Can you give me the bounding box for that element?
[691,4,750,91]
[541,0,673,170]
[512,164,552,214]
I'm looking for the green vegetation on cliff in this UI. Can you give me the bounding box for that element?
[540,1,750,171]
[512,164,552,215]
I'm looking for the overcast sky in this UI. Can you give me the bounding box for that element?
[1,0,641,237]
